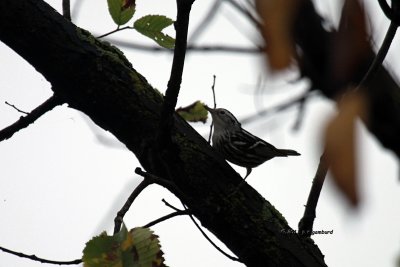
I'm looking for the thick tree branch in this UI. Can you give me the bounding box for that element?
[0,1,326,266]
[0,95,62,142]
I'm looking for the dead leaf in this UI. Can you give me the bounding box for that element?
[256,0,299,70]
[122,0,135,10]
[331,0,370,85]
[324,90,368,207]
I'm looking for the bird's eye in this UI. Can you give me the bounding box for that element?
[219,111,225,115]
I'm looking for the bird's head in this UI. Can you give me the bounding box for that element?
[205,106,241,131]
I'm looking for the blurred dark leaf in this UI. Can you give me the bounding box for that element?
[256,0,299,70]
[330,0,369,86]
[324,91,368,207]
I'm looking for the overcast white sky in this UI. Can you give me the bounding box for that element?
[1,0,400,266]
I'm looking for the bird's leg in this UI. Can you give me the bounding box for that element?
[227,168,252,197]
[244,168,252,180]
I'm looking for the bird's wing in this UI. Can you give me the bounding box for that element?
[231,129,279,158]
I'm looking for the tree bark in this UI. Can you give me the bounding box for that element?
[0,0,329,266]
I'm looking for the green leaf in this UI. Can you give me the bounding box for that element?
[130,227,167,267]
[133,15,175,49]
[82,225,167,267]
[107,0,135,26]
[176,101,208,123]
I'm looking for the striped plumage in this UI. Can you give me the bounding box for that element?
[206,106,300,179]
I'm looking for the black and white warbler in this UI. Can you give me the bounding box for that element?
[206,106,300,179]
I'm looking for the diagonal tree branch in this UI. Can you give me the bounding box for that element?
[114,167,188,234]
[0,95,62,142]
[358,21,398,88]
[143,210,189,228]
[0,1,327,266]
[114,179,151,234]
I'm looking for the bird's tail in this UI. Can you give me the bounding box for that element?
[277,149,301,157]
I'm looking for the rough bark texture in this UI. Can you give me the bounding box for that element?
[0,0,327,266]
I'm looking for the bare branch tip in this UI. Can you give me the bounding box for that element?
[134,167,143,175]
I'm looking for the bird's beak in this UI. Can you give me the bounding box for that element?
[205,106,216,118]
[205,105,214,113]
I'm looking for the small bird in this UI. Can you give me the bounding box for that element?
[206,106,300,180]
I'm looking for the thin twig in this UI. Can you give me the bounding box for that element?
[244,0,255,9]
[181,202,242,262]
[5,101,29,115]
[160,199,241,262]
[188,0,222,43]
[135,168,188,204]
[358,21,398,88]
[0,95,62,142]
[224,0,262,31]
[162,198,181,212]
[114,168,187,233]
[211,75,217,108]
[377,0,396,22]
[208,75,217,143]
[62,0,71,21]
[292,94,308,131]
[104,39,263,53]
[298,152,328,237]
[240,93,308,125]
[114,179,151,234]
[97,26,133,39]
[0,245,81,265]
[136,168,180,192]
[143,210,190,228]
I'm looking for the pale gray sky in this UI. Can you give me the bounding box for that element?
[0,1,399,266]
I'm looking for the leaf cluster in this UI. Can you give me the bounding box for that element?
[107,0,175,48]
[83,225,167,267]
